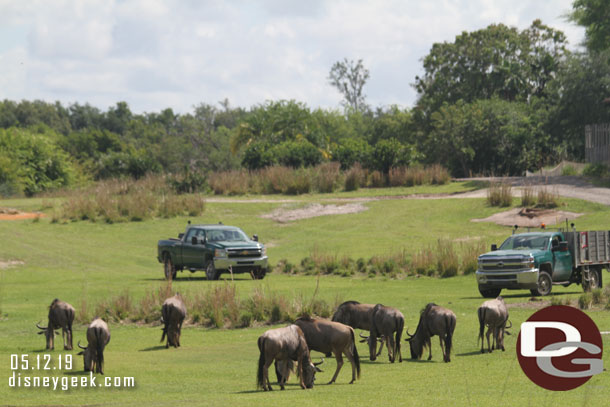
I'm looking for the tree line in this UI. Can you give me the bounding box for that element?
[1,2,609,197]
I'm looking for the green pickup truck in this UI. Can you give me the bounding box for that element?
[157,223,268,280]
[476,226,610,297]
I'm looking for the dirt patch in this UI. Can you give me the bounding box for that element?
[472,208,583,227]
[261,203,368,223]
[0,208,45,221]
[0,260,24,269]
[506,299,550,310]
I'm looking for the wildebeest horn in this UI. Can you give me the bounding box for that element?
[36,322,47,330]
[77,341,87,350]
[406,328,414,337]
[506,320,512,329]
[359,332,369,339]
[314,358,324,366]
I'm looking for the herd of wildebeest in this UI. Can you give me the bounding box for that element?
[35,294,512,390]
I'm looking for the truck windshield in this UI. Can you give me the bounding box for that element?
[499,235,549,251]
[207,229,249,242]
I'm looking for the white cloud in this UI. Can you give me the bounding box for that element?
[0,0,584,113]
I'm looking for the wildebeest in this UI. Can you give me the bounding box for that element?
[77,318,111,375]
[257,324,321,391]
[36,299,75,350]
[478,296,511,353]
[294,316,360,384]
[161,294,186,348]
[360,304,404,363]
[332,300,385,355]
[406,303,456,363]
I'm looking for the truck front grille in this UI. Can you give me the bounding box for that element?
[227,248,262,258]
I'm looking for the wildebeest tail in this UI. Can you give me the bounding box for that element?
[395,315,404,359]
[95,327,104,373]
[160,304,169,343]
[477,307,485,346]
[257,337,265,389]
[350,329,361,378]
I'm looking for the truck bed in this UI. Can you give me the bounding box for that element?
[565,231,610,266]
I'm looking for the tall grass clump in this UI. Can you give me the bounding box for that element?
[344,163,366,191]
[437,239,459,278]
[460,240,486,275]
[578,292,593,310]
[520,185,536,207]
[56,176,205,223]
[313,162,341,193]
[208,170,250,195]
[536,187,559,208]
[487,182,513,207]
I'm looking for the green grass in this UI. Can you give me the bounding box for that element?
[1,186,610,406]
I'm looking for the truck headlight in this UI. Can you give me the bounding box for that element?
[214,249,227,258]
[261,246,266,256]
[527,256,535,269]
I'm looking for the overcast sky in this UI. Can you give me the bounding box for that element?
[0,0,584,114]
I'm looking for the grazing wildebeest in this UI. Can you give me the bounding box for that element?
[36,299,75,350]
[257,325,322,391]
[478,296,511,353]
[332,300,385,356]
[77,318,111,374]
[360,304,404,363]
[294,316,360,384]
[406,303,456,363]
[161,294,186,348]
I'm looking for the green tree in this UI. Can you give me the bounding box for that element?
[414,21,568,115]
[328,58,370,112]
[568,0,610,52]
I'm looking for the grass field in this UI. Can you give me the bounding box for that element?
[1,184,609,406]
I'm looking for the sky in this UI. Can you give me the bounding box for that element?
[0,0,585,114]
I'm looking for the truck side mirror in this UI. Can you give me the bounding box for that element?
[191,236,198,245]
[179,233,184,239]
[491,244,497,251]
[559,241,569,252]
[252,234,259,242]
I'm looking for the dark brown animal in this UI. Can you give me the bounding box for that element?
[294,316,360,384]
[332,300,384,355]
[360,304,404,363]
[478,296,511,353]
[161,294,186,348]
[406,303,456,363]
[256,325,322,391]
[36,299,75,350]
[77,318,111,374]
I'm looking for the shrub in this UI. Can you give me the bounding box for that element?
[583,163,608,178]
[368,171,386,188]
[578,293,593,310]
[313,162,341,193]
[561,165,578,176]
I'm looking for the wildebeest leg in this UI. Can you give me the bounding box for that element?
[388,335,396,363]
[439,336,446,362]
[486,326,492,353]
[263,359,274,391]
[376,336,384,357]
[427,342,432,361]
[62,328,67,350]
[178,321,183,347]
[344,348,357,384]
[297,354,305,389]
[329,351,342,384]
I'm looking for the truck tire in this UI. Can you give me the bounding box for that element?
[530,271,552,296]
[206,262,220,281]
[583,267,601,292]
[164,254,177,280]
[251,268,267,280]
[478,287,501,298]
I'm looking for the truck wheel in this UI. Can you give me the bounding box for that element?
[164,255,177,280]
[251,268,267,280]
[206,263,220,281]
[530,271,552,296]
[478,287,501,298]
[583,267,601,292]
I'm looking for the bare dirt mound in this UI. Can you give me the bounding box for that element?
[262,203,368,223]
[0,260,24,269]
[472,207,583,227]
[0,208,45,220]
